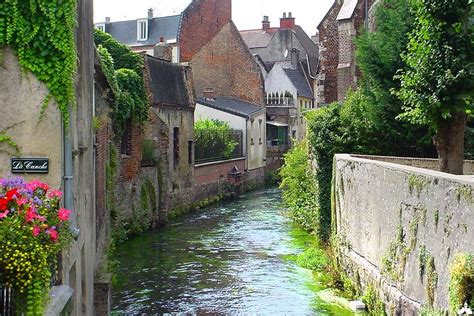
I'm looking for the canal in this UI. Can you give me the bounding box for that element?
[112,187,354,315]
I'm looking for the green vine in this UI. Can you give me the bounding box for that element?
[95,30,148,137]
[0,131,19,154]
[0,0,78,123]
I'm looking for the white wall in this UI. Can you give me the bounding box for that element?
[246,110,266,170]
[265,64,297,98]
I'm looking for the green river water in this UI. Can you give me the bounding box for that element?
[112,187,356,315]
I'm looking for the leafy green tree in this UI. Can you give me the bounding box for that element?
[355,0,433,156]
[395,0,474,174]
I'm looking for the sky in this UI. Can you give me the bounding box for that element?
[94,0,335,36]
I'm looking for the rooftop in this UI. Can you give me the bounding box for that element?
[197,96,264,118]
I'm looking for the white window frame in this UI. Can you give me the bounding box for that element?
[96,23,105,32]
[137,19,148,41]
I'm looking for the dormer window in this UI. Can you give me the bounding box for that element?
[137,19,148,41]
[96,23,105,32]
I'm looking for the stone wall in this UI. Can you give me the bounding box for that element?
[189,22,265,105]
[352,154,474,175]
[333,154,474,313]
[179,0,232,63]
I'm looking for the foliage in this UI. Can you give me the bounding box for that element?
[0,0,77,123]
[279,140,320,232]
[418,245,438,306]
[94,30,143,73]
[394,0,474,128]
[95,30,148,136]
[194,119,239,161]
[295,247,328,271]
[448,253,474,313]
[306,105,355,241]
[0,131,19,154]
[0,177,73,314]
[361,285,386,316]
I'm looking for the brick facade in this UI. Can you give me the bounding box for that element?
[316,0,343,105]
[317,0,376,104]
[179,0,232,62]
[189,22,265,105]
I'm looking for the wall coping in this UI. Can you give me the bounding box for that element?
[44,285,73,316]
[336,154,474,185]
[194,157,245,168]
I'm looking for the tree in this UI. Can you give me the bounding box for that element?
[395,0,474,174]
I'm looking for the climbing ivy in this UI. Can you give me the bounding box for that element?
[0,0,77,122]
[95,31,148,136]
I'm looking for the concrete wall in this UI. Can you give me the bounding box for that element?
[0,47,62,188]
[333,154,474,313]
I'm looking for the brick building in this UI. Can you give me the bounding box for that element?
[316,0,376,105]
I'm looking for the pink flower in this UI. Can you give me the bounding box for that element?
[26,180,49,192]
[25,207,37,222]
[49,229,58,242]
[47,190,63,199]
[0,210,9,219]
[17,197,27,206]
[58,208,71,221]
[32,226,40,237]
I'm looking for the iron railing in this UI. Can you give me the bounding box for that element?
[195,129,243,164]
[1,286,15,316]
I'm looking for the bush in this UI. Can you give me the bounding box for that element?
[279,140,320,232]
[194,119,239,162]
[449,253,474,313]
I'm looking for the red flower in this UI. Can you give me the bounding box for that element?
[5,188,18,200]
[58,208,71,221]
[32,226,40,237]
[49,229,58,242]
[0,198,7,211]
[25,207,37,222]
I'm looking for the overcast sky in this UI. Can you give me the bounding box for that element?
[94,0,334,36]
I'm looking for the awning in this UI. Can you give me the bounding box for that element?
[267,121,288,127]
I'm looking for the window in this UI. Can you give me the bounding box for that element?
[137,19,148,41]
[188,140,193,165]
[173,127,180,167]
[96,24,105,32]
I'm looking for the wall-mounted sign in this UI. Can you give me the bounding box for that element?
[11,158,49,174]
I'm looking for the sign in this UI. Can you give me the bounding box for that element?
[11,158,49,174]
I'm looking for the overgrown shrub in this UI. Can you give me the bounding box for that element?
[194,119,239,162]
[449,253,474,313]
[279,140,320,232]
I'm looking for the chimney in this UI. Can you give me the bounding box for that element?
[280,11,296,30]
[105,17,111,23]
[203,89,215,101]
[262,16,270,31]
[290,48,300,69]
[148,8,154,19]
[153,42,173,62]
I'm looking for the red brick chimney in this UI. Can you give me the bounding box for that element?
[203,88,216,101]
[262,16,270,31]
[280,12,295,30]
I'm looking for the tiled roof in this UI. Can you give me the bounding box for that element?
[239,28,278,49]
[197,96,263,118]
[102,15,181,47]
[294,25,318,77]
[284,68,313,99]
[145,55,192,107]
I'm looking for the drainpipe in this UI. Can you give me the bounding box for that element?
[63,109,79,237]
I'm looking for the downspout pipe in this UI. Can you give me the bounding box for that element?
[63,108,79,238]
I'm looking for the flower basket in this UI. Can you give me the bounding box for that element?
[0,177,73,315]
